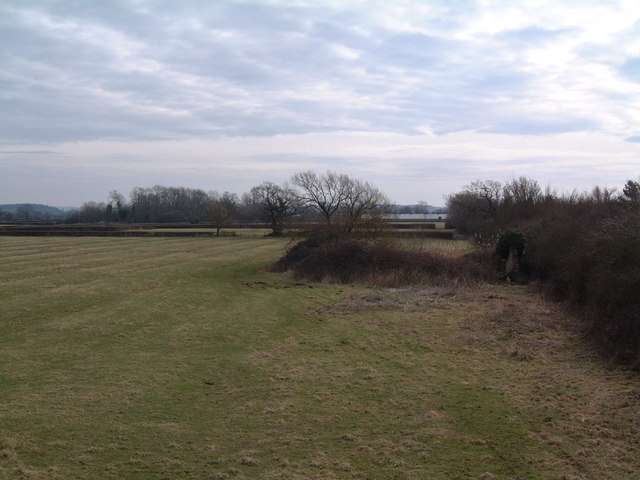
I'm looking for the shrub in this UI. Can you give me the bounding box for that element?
[518,198,640,365]
[447,178,640,366]
[583,211,640,364]
[495,229,526,260]
[271,236,497,287]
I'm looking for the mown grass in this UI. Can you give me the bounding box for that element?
[139,228,275,236]
[399,237,477,257]
[0,237,638,479]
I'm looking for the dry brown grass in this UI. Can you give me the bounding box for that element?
[272,237,497,287]
[400,237,477,258]
[449,286,640,479]
[313,283,640,479]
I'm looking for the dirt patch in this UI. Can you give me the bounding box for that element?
[323,287,460,314]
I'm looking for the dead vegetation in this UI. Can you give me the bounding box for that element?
[271,237,498,287]
[322,287,459,314]
[448,178,640,367]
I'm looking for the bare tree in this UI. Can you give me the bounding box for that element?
[341,176,390,233]
[467,179,503,219]
[589,185,617,204]
[108,190,128,221]
[250,182,299,235]
[219,192,239,219]
[128,185,210,223]
[206,191,239,235]
[415,201,431,214]
[74,201,108,223]
[502,177,544,222]
[291,170,389,235]
[446,179,504,235]
[291,170,349,224]
[503,177,542,206]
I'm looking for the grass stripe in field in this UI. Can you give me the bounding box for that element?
[0,237,281,290]
[0,237,638,479]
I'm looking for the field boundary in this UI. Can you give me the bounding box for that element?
[0,223,455,238]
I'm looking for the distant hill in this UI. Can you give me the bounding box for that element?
[392,204,447,214]
[0,204,68,217]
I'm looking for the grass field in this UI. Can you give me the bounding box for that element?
[137,228,275,236]
[0,237,639,479]
[399,237,477,258]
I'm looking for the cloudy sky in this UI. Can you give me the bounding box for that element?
[1,0,639,206]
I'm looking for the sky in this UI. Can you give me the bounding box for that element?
[1,0,639,207]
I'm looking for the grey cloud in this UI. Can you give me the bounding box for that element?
[0,150,63,154]
[0,0,636,146]
[481,116,597,135]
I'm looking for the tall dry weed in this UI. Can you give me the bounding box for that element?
[271,237,498,287]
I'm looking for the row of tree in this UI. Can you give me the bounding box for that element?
[447,177,640,365]
[65,171,390,236]
[447,177,639,238]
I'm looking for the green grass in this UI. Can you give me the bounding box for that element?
[0,237,638,479]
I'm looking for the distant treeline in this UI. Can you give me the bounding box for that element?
[1,171,400,237]
[65,187,241,226]
[1,182,443,228]
[447,177,640,367]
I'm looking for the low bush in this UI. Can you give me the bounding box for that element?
[271,237,497,287]
[496,228,526,260]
